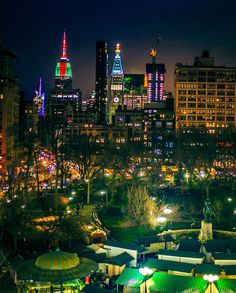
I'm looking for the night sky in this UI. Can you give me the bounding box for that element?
[1,0,236,99]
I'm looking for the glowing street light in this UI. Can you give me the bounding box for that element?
[203,274,219,293]
[139,267,153,293]
[100,190,108,206]
[185,173,190,184]
[85,179,90,204]
[200,171,205,178]
[156,216,167,223]
[227,197,233,202]
[139,171,145,177]
[163,208,172,215]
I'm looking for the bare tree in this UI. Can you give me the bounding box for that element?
[175,129,218,198]
[63,136,103,204]
[22,132,37,203]
[126,184,165,227]
[102,142,128,204]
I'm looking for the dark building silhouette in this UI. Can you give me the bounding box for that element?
[0,44,20,179]
[95,41,108,124]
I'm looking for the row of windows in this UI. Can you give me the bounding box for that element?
[178,71,236,76]
[178,122,235,128]
[178,109,234,115]
[178,78,236,83]
[178,83,235,89]
[178,103,235,109]
[178,97,235,102]
[179,116,234,121]
[178,90,235,95]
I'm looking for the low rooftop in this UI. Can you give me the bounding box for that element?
[215,279,236,293]
[158,249,204,259]
[105,252,134,266]
[204,240,227,253]
[137,235,174,246]
[104,240,141,251]
[150,272,208,293]
[195,263,222,275]
[115,268,146,288]
[178,239,201,252]
[212,253,236,260]
[222,265,236,275]
[144,258,194,273]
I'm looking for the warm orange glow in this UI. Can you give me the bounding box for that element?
[61,197,69,205]
[33,216,58,223]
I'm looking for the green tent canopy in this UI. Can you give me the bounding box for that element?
[115,268,145,288]
[215,279,236,293]
[15,250,97,284]
[150,272,208,293]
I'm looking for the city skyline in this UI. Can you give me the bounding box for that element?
[1,2,236,292]
[1,0,236,98]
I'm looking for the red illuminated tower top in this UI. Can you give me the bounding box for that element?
[55,30,72,89]
[61,30,68,60]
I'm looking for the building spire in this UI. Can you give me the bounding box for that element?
[111,42,123,75]
[39,77,42,96]
[115,43,120,55]
[62,29,68,59]
[34,78,45,117]
[55,31,72,82]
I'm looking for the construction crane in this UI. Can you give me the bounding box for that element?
[150,36,161,64]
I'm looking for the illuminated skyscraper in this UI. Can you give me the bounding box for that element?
[47,31,81,145]
[146,63,166,102]
[87,91,96,111]
[109,43,124,122]
[0,44,20,179]
[95,41,108,124]
[34,77,45,116]
[55,30,72,89]
[175,51,236,129]
[123,74,147,109]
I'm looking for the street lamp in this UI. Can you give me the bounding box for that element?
[200,171,205,178]
[156,216,167,232]
[185,173,190,185]
[203,274,219,293]
[85,179,90,205]
[139,267,153,293]
[100,190,108,206]
[163,208,172,215]
[156,216,167,223]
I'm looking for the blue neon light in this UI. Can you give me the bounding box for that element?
[111,50,123,75]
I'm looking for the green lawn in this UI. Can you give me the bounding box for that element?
[109,225,150,243]
[0,287,17,293]
[0,281,17,293]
